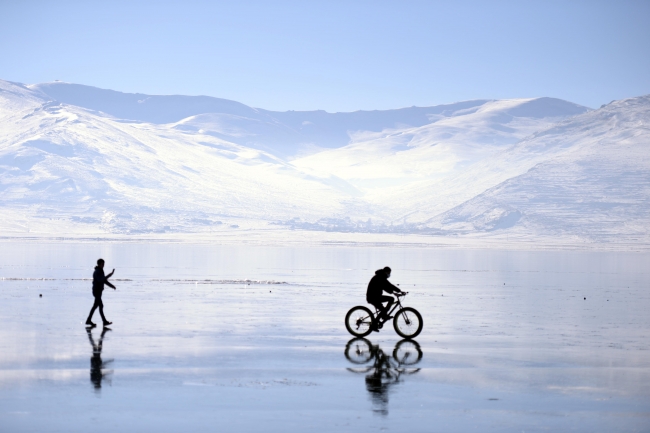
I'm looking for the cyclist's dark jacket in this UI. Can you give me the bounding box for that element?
[366,269,399,302]
[92,267,113,297]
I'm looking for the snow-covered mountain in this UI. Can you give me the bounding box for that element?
[0,80,359,234]
[1,78,648,245]
[291,98,587,190]
[423,96,650,243]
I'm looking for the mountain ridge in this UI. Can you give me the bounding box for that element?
[30,81,589,157]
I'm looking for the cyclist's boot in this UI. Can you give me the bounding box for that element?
[371,320,380,332]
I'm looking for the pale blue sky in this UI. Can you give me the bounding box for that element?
[1,0,648,111]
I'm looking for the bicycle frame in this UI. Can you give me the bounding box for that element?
[372,294,406,323]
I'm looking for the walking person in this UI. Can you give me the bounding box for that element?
[85,258,116,327]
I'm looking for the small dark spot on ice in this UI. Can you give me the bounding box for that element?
[488,398,499,401]
[39,294,42,297]
[584,297,586,300]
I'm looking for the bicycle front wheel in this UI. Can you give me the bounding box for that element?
[345,306,374,337]
[393,307,423,339]
[393,339,423,365]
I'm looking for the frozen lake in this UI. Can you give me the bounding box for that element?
[0,241,649,432]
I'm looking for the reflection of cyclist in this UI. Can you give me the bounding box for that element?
[345,338,422,416]
[366,267,403,328]
[365,353,392,414]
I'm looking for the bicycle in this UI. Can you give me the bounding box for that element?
[345,292,423,339]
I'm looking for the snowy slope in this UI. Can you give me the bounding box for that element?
[291,98,588,190]
[0,80,360,234]
[172,101,509,157]
[422,96,650,242]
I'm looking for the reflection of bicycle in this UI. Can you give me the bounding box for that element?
[345,292,423,339]
[344,338,422,415]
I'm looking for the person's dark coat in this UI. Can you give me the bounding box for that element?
[92,267,114,297]
[366,269,399,303]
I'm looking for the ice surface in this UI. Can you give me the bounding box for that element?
[0,242,649,432]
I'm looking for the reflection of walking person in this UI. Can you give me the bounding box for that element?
[86,327,113,391]
[85,258,116,327]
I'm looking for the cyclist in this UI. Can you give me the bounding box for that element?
[366,267,403,330]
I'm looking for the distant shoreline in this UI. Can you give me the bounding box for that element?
[0,230,647,252]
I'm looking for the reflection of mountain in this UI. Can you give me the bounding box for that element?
[345,338,422,415]
[2,78,648,243]
[87,328,113,391]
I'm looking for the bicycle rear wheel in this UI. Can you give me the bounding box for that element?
[345,306,374,337]
[344,338,373,364]
[393,307,423,339]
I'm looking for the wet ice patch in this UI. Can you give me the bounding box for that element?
[152,279,288,285]
[183,379,319,388]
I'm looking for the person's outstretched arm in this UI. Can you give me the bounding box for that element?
[105,269,116,290]
[384,280,402,294]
